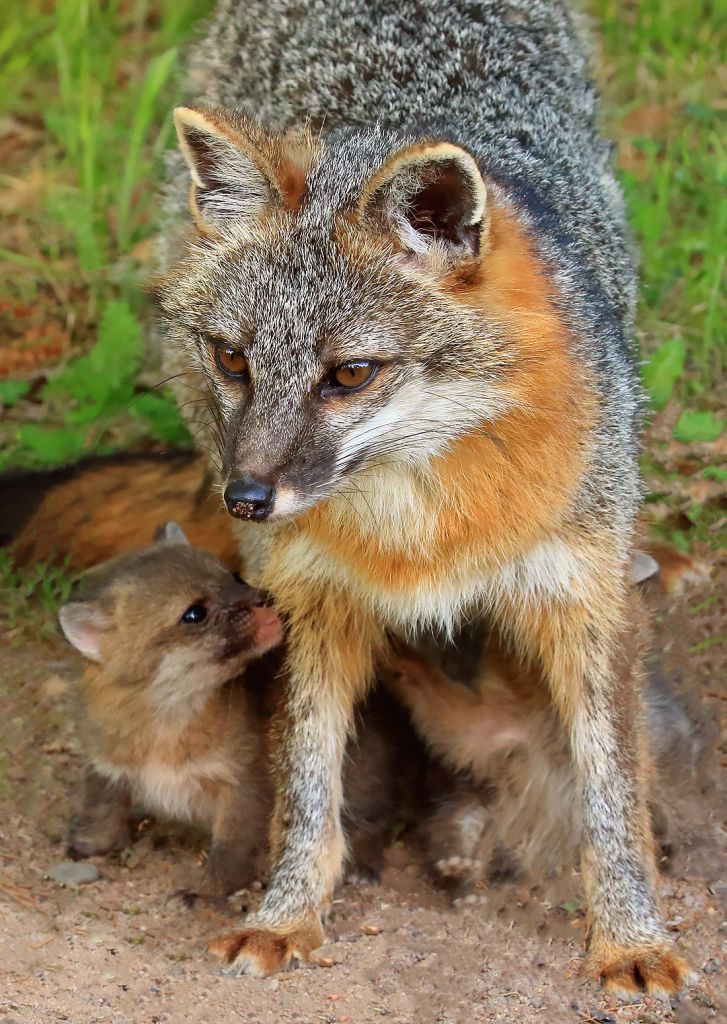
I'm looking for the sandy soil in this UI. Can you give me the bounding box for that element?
[1,568,726,1024]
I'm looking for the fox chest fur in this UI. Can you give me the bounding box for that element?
[78,673,253,826]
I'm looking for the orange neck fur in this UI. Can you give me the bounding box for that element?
[296,199,596,592]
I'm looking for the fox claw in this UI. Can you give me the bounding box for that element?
[586,942,697,998]
[207,914,326,977]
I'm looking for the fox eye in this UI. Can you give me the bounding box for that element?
[180,603,207,624]
[328,361,379,392]
[216,345,248,379]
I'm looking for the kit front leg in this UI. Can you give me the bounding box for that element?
[208,589,383,976]
[504,576,694,998]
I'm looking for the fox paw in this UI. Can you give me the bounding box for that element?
[586,943,697,998]
[207,914,326,977]
[435,855,485,879]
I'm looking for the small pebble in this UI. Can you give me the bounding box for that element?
[309,944,344,967]
[360,923,380,935]
[44,862,99,887]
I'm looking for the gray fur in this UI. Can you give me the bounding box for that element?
[159,0,642,535]
[154,0,687,987]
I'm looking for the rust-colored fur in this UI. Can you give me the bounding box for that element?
[13,454,238,571]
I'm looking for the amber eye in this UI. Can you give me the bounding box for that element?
[329,361,378,391]
[216,345,248,379]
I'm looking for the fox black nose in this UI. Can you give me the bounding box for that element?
[224,475,275,521]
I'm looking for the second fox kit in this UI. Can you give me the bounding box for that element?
[60,524,417,895]
[154,0,693,994]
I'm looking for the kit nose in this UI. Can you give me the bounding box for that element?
[224,475,275,521]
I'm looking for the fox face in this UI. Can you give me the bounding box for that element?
[59,522,282,714]
[155,108,520,524]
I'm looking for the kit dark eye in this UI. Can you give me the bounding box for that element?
[180,603,207,624]
[325,361,379,393]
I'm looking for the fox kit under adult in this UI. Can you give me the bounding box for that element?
[155,0,692,993]
[60,524,422,895]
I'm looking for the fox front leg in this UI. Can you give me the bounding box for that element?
[67,765,132,859]
[503,573,694,998]
[208,590,384,976]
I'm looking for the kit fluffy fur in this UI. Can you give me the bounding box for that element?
[153,0,693,993]
[60,524,422,896]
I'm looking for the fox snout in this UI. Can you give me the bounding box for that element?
[224,474,276,521]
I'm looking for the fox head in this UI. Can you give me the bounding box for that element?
[155,106,520,524]
[59,522,282,712]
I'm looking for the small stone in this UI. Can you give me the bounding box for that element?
[309,944,344,967]
[360,923,380,935]
[44,861,99,887]
[267,979,279,991]
[587,1010,616,1024]
[702,957,720,974]
[528,996,544,1008]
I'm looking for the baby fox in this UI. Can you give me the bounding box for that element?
[59,521,280,895]
[154,0,693,992]
[389,630,703,900]
[60,524,418,895]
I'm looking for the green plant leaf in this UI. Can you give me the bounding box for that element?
[560,901,581,913]
[16,424,86,465]
[673,410,726,444]
[642,338,686,410]
[704,465,727,482]
[44,299,142,406]
[0,380,30,406]
[130,391,193,445]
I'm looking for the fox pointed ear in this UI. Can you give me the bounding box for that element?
[153,521,191,546]
[359,143,487,261]
[174,106,283,230]
[59,603,113,663]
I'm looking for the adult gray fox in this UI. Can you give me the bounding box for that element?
[154,0,694,995]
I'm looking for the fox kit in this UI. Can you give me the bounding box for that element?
[388,630,702,899]
[59,524,421,894]
[154,0,693,993]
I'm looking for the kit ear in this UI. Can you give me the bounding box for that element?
[358,142,487,260]
[631,549,659,585]
[58,602,113,663]
[174,106,315,231]
[153,521,191,546]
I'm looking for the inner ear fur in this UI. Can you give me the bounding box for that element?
[358,142,488,260]
[59,602,113,663]
[173,105,318,230]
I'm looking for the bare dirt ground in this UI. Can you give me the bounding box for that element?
[2,565,727,1024]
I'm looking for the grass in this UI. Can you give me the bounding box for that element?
[0,0,725,551]
[594,0,727,396]
[0,546,77,643]
[0,0,214,470]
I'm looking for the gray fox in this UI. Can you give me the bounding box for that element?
[153,0,694,994]
[59,523,427,896]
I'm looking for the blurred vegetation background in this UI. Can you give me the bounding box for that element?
[0,0,726,546]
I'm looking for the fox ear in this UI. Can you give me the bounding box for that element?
[174,106,283,230]
[59,603,112,663]
[359,142,487,261]
[153,521,191,546]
